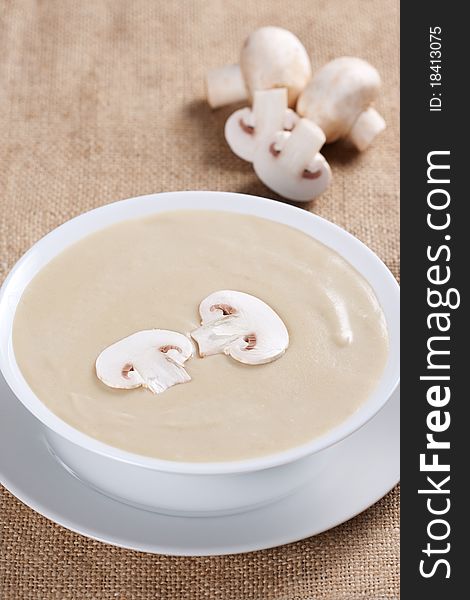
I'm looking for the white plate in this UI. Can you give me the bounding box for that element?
[0,374,399,556]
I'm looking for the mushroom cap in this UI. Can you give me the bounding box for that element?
[240,26,312,108]
[96,329,193,394]
[191,290,289,365]
[296,56,381,142]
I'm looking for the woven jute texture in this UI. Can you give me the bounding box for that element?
[0,0,399,598]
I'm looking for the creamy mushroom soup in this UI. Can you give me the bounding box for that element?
[13,211,389,461]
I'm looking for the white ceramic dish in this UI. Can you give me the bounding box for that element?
[0,191,400,516]
[0,373,399,555]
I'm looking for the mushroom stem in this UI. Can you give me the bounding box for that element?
[252,88,288,135]
[277,118,326,173]
[206,64,248,109]
[140,357,191,394]
[191,314,244,357]
[347,107,386,151]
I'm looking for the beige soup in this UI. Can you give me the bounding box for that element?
[13,211,389,461]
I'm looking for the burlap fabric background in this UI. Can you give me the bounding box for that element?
[0,0,399,598]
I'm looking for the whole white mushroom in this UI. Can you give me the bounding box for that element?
[206,27,312,109]
[296,57,386,151]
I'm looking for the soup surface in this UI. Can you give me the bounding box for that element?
[13,210,389,461]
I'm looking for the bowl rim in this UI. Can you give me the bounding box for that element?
[0,191,400,475]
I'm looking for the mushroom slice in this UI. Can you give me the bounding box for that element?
[96,330,194,395]
[296,56,386,150]
[253,118,332,202]
[191,291,289,365]
[225,88,299,162]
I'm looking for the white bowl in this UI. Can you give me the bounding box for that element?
[0,191,399,516]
